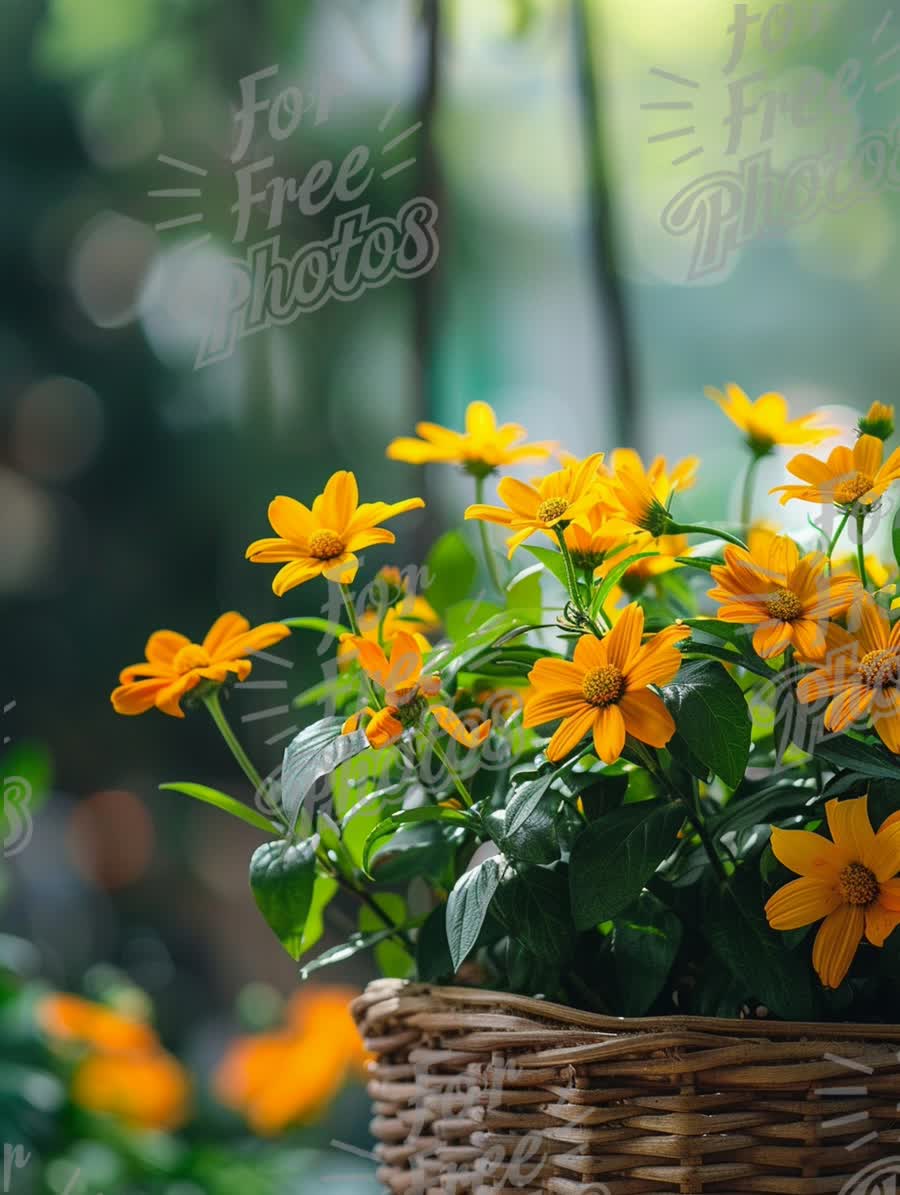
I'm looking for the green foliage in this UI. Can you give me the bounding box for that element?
[249,839,317,961]
[662,660,752,787]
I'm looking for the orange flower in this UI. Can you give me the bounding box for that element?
[246,471,424,594]
[214,987,369,1136]
[706,383,837,455]
[39,993,158,1055]
[464,453,605,557]
[765,796,900,988]
[524,603,690,763]
[601,449,697,537]
[337,567,440,670]
[708,535,858,660]
[771,435,900,509]
[111,612,290,718]
[859,401,894,441]
[386,400,553,475]
[71,1051,191,1131]
[341,631,491,750]
[797,593,900,753]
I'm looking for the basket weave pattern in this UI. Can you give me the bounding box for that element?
[352,979,900,1194]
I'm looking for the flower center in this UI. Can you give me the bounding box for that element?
[308,529,345,560]
[173,644,211,673]
[859,647,899,689]
[396,694,428,727]
[764,587,803,622]
[838,862,880,907]
[834,473,874,507]
[582,665,625,708]
[537,497,570,524]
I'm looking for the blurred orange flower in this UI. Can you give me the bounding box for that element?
[39,992,191,1132]
[111,612,290,718]
[214,987,370,1136]
[386,400,553,475]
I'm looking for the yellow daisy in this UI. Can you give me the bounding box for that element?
[765,796,900,989]
[386,401,553,476]
[771,435,900,510]
[246,471,424,595]
[706,383,837,455]
[464,453,605,557]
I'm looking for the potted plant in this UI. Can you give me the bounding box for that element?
[112,392,900,1193]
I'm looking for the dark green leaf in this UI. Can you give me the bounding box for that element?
[495,865,575,963]
[299,928,396,980]
[362,805,473,875]
[705,870,816,1020]
[814,735,900,781]
[590,552,658,615]
[569,801,683,929]
[613,893,683,1016]
[576,772,629,820]
[249,838,317,961]
[662,660,752,787]
[281,717,370,830]
[417,903,454,982]
[446,857,503,970]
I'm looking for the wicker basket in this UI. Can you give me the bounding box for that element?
[351,979,900,1195]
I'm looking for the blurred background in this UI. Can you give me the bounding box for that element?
[0,0,897,1189]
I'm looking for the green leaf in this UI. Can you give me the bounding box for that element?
[446,857,503,970]
[299,928,396,980]
[249,839,317,961]
[425,530,478,616]
[504,771,558,838]
[709,775,819,839]
[494,865,574,963]
[590,552,659,615]
[281,616,350,639]
[160,782,275,834]
[576,771,629,820]
[662,660,752,787]
[705,870,816,1020]
[569,801,683,929]
[445,599,504,641]
[681,639,773,680]
[297,874,338,958]
[416,903,454,982]
[524,544,569,588]
[281,717,370,830]
[813,735,900,781]
[506,565,543,621]
[362,805,473,876]
[613,893,683,1016]
[369,822,462,884]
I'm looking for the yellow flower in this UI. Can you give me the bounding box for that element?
[341,631,491,750]
[600,531,689,586]
[386,400,553,476]
[859,401,894,441]
[524,603,690,763]
[246,471,424,594]
[708,535,858,660]
[765,796,900,989]
[464,453,605,557]
[834,553,897,593]
[214,987,370,1136]
[706,383,837,455]
[562,497,627,571]
[601,449,698,537]
[111,612,290,719]
[797,592,900,753]
[771,435,900,509]
[71,1051,191,1131]
[337,567,440,670]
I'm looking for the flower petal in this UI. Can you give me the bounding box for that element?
[203,613,249,655]
[866,822,900,883]
[268,496,315,544]
[765,876,841,930]
[865,901,900,948]
[592,704,626,764]
[769,826,848,879]
[111,678,178,717]
[812,904,865,989]
[826,797,875,862]
[430,704,491,749]
[618,689,676,749]
[523,689,589,727]
[546,706,597,762]
[605,602,644,670]
[272,558,325,596]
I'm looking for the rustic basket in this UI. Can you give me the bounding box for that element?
[351,979,900,1195]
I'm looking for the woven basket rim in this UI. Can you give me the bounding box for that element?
[353,977,900,1040]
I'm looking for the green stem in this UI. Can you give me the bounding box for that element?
[203,689,265,795]
[825,509,851,573]
[428,734,475,808]
[671,522,748,551]
[474,475,505,594]
[855,513,869,590]
[554,527,603,635]
[740,454,761,530]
